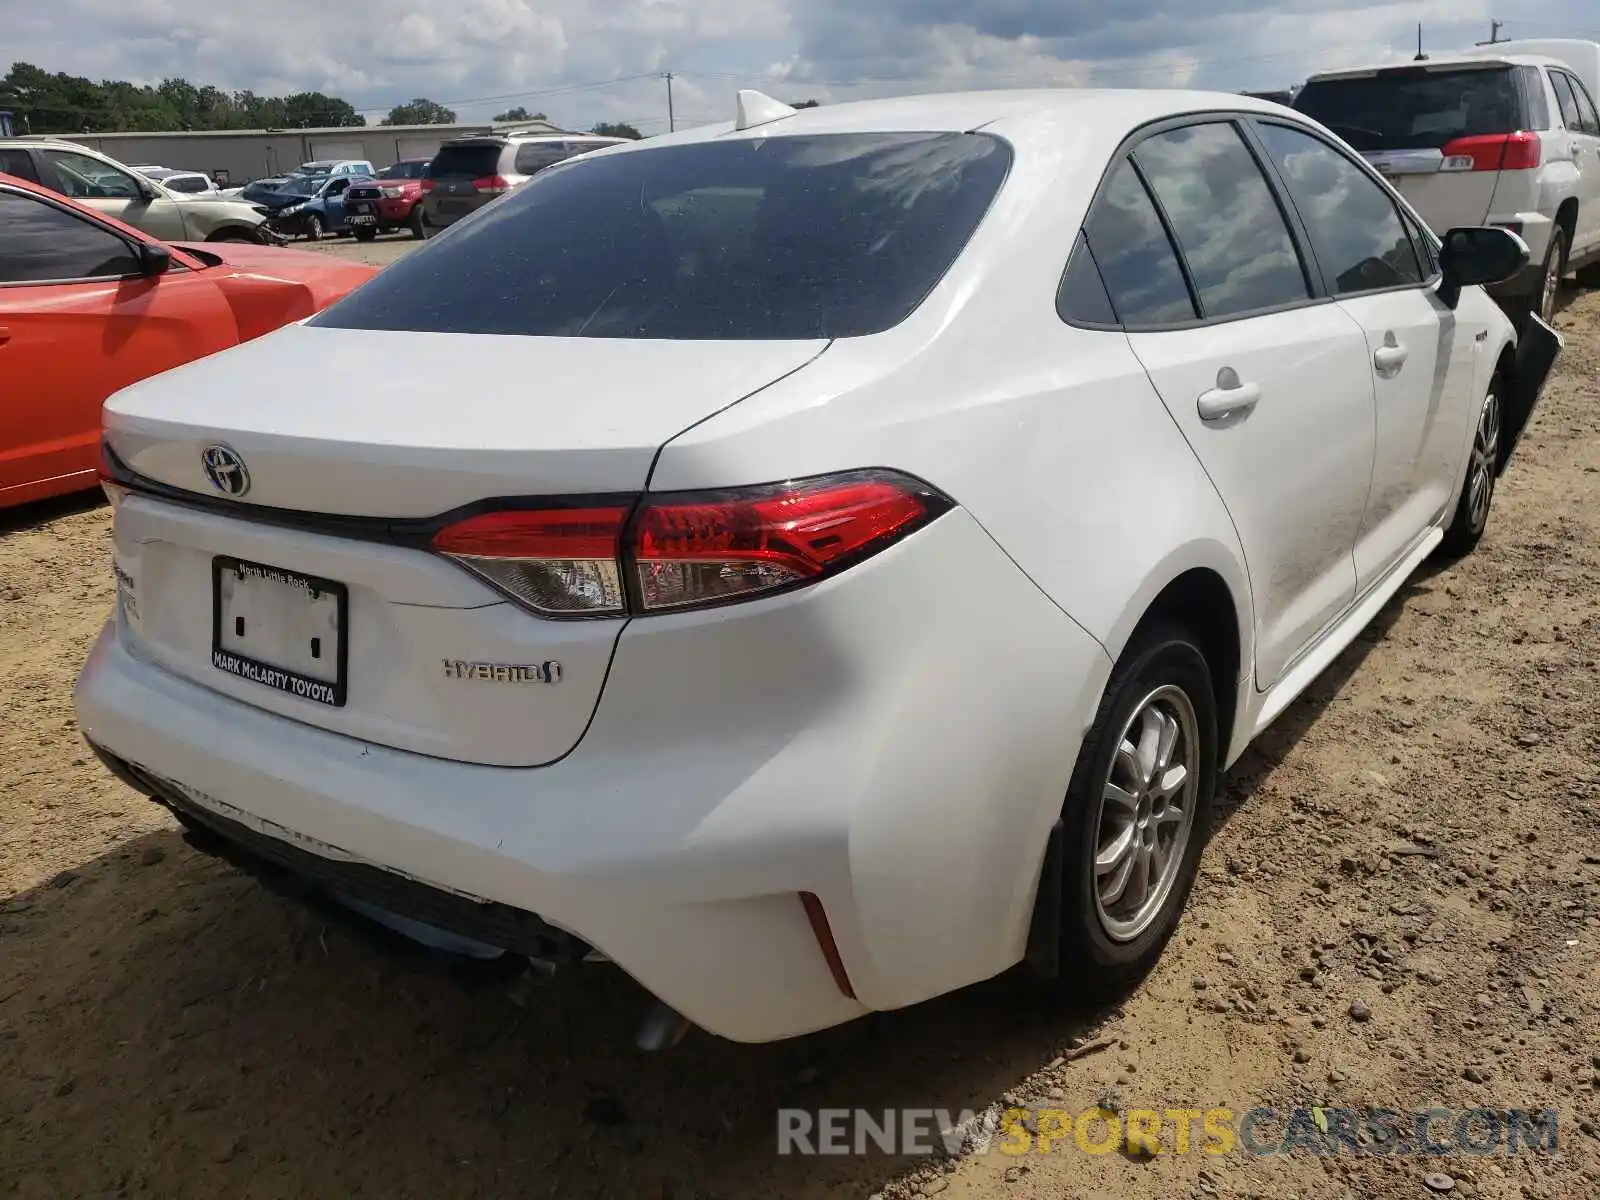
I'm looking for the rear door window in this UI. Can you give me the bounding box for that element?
[1551,71,1586,132]
[1559,72,1600,135]
[1294,67,1523,151]
[427,143,505,179]
[315,131,1012,340]
[1083,160,1197,326]
[1132,122,1310,319]
[1254,121,1424,296]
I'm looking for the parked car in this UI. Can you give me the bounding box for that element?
[77,89,1558,1046]
[141,169,221,195]
[1295,52,1600,324]
[295,159,375,179]
[420,133,627,231]
[344,158,430,241]
[268,173,369,240]
[0,139,276,243]
[0,172,375,508]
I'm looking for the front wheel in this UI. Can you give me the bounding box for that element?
[1054,626,1218,988]
[1439,377,1504,559]
[303,214,325,241]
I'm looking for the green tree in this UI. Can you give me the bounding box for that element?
[590,121,642,139]
[493,105,547,122]
[791,99,820,109]
[383,97,457,126]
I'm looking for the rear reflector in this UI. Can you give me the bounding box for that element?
[1441,132,1541,172]
[633,472,941,612]
[431,507,629,616]
[420,178,435,193]
[429,471,951,618]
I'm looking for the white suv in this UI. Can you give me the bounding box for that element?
[1296,51,1600,324]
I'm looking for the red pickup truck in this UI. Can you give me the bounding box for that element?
[343,158,430,241]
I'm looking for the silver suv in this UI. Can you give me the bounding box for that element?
[420,133,628,231]
[1296,51,1600,324]
[0,139,276,243]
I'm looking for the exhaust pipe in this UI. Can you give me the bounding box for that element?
[636,1001,693,1051]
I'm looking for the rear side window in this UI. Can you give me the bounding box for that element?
[0,148,40,184]
[1294,67,1522,151]
[1132,122,1309,319]
[1558,72,1600,135]
[1083,160,1197,326]
[315,132,1012,340]
[1254,122,1423,296]
[1056,233,1117,325]
[512,142,568,175]
[427,143,504,179]
[1551,71,1586,132]
[0,190,140,283]
[1520,67,1552,130]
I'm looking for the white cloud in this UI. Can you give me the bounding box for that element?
[4,0,1595,133]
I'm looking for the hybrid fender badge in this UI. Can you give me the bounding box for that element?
[200,444,251,497]
[441,660,563,685]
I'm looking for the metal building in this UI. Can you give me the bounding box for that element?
[54,118,567,184]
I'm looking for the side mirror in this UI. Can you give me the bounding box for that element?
[137,242,172,276]
[1438,225,1529,310]
[137,179,159,201]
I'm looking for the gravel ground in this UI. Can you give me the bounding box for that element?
[2,260,1599,1200]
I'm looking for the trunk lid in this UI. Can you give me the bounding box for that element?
[104,325,826,766]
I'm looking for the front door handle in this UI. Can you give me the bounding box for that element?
[1197,367,1261,421]
[1374,332,1409,377]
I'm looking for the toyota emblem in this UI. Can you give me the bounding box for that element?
[201,444,251,497]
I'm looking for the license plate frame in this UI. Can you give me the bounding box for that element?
[211,556,349,708]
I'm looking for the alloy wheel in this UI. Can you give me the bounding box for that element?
[1093,684,1200,942]
[1466,389,1501,534]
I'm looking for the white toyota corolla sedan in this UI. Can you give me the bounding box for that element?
[76,88,1559,1045]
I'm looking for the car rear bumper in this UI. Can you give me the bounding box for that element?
[74,508,1112,1042]
[1484,212,1554,297]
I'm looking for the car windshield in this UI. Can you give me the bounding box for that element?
[281,176,324,196]
[1295,66,1522,151]
[316,131,1013,340]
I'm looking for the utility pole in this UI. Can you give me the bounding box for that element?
[663,71,675,133]
[1477,19,1506,45]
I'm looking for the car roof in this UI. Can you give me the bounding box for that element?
[1304,52,1564,81]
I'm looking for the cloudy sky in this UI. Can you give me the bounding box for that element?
[7,0,1598,132]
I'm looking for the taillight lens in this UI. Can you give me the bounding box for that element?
[420,177,435,193]
[428,471,950,618]
[473,175,512,195]
[97,439,128,512]
[633,472,945,612]
[1442,132,1541,172]
[431,506,629,616]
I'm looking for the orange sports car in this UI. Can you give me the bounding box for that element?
[0,172,378,508]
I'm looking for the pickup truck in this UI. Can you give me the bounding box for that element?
[343,159,430,241]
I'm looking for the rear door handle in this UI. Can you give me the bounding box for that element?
[1197,368,1261,421]
[1373,334,1409,377]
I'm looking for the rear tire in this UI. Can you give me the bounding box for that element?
[1054,626,1218,991]
[1439,375,1505,559]
[407,205,426,240]
[1530,226,1566,326]
[353,227,377,243]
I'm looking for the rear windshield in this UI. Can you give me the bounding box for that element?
[315,132,1013,340]
[427,144,504,179]
[1295,67,1523,150]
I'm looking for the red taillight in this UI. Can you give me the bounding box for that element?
[420,177,435,193]
[472,175,512,195]
[431,506,629,616]
[428,471,948,618]
[633,474,936,611]
[1442,132,1541,172]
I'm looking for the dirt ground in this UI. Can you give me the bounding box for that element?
[3,244,1600,1199]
